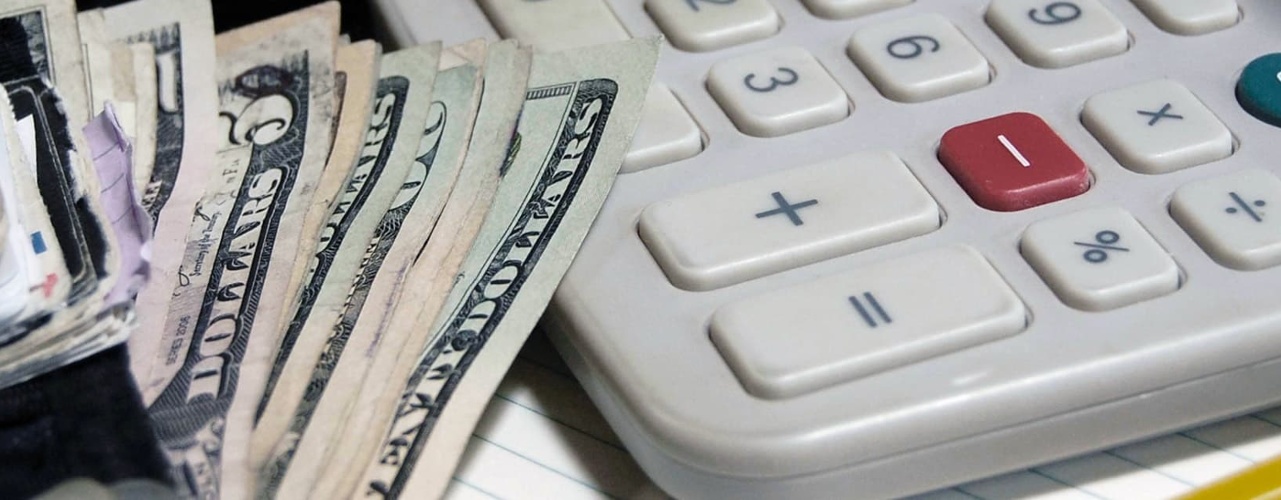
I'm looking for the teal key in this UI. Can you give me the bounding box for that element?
[1238,53,1281,127]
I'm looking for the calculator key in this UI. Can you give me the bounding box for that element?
[639,151,939,291]
[986,0,1129,68]
[478,0,628,52]
[707,47,849,137]
[1021,207,1179,311]
[938,112,1090,212]
[646,0,780,52]
[1130,0,1239,35]
[1082,80,1232,174]
[623,85,704,173]
[1237,53,1281,128]
[710,245,1025,399]
[802,0,912,20]
[1170,169,1281,270]
[846,14,990,102]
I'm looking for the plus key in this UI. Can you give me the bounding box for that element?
[939,112,1090,211]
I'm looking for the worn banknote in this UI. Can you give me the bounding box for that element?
[143,6,337,498]
[0,0,88,122]
[270,39,381,348]
[258,42,488,500]
[304,38,659,499]
[97,0,220,388]
[252,42,442,476]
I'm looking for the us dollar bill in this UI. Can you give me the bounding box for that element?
[77,10,157,199]
[260,44,485,500]
[0,0,89,122]
[251,42,442,474]
[143,6,337,498]
[282,42,533,500]
[271,39,381,341]
[128,41,158,196]
[95,0,221,390]
[308,38,659,500]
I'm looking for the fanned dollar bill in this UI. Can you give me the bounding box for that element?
[96,0,220,390]
[143,5,338,497]
[259,42,484,500]
[299,38,659,500]
[272,39,382,340]
[251,42,442,475]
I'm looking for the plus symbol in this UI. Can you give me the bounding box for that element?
[754,191,818,226]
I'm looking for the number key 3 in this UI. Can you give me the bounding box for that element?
[848,14,990,102]
[708,47,850,137]
[987,0,1129,68]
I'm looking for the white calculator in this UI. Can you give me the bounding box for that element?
[376,1,1281,498]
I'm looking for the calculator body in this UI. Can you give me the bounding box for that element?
[378,1,1281,498]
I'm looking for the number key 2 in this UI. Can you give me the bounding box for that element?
[939,112,1090,211]
[647,0,780,52]
[707,47,849,137]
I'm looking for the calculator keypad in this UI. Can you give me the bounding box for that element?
[477,0,628,52]
[1171,169,1281,271]
[710,245,1025,399]
[1021,208,1179,311]
[1082,80,1233,175]
[646,0,780,52]
[801,0,912,20]
[847,13,990,103]
[707,47,849,137]
[938,112,1090,212]
[622,85,704,173]
[638,151,939,291]
[986,0,1129,68]
[1130,0,1239,36]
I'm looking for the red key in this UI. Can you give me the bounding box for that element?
[939,112,1090,212]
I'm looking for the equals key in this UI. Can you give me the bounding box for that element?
[849,292,891,328]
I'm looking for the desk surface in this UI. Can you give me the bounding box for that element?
[443,332,1281,500]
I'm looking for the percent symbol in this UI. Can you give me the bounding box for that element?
[1074,230,1129,264]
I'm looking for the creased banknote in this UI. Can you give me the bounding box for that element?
[307,37,659,500]
[97,0,220,389]
[258,42,493,500]
[143,5,337,498]
[251,42,442,475]
[269,39,381,351]
[0,0,89,122]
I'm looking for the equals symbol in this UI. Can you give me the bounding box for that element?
[849,292,892,328]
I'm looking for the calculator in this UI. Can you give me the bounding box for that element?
[375,1,1281,498]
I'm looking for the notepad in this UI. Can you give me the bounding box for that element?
[444,333,1281,500]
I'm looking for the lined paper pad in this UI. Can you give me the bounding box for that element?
[445,334,1281,499]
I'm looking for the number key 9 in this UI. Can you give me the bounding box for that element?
[847,14,991,102]
[986,0,1129,68]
